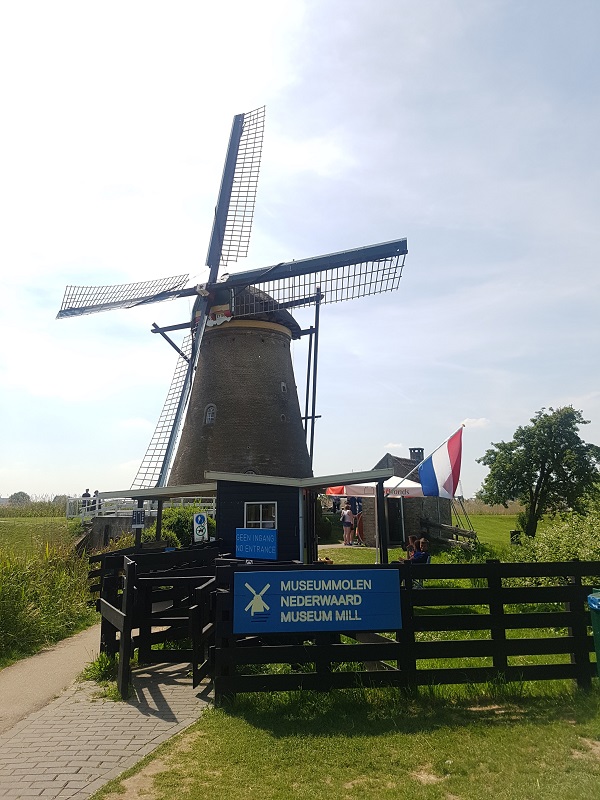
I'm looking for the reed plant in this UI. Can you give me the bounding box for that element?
[0,542,96,666]
[0,496,67,518]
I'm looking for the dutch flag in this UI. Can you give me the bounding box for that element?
[418,427,463,498]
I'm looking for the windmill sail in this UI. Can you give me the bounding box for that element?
[153,107,266,486]
[206,106,265,272]
[131,335,193,489]
[224,239,407,317]
[56,275,190,319]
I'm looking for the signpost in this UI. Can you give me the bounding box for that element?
[194,512,209,543]
[235,528,278,561]
[131,509,145,529]
[233,568,401,634]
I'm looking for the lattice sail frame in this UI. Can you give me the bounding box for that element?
[131,335,193,489]
[231,254,405,317]
[219,106,265,269]
[56,274,189,318]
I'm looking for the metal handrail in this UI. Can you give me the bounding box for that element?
[66,496,216,520]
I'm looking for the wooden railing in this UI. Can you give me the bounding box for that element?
[96,545,221,697]
[204,560,599,704]
[95,554,600,701]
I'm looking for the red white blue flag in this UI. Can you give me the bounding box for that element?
[418,427,463,498]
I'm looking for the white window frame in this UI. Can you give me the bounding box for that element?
[244,501,278,529]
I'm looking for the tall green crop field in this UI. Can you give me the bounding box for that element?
[0,517,71,555]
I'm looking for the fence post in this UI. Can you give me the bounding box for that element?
[213,588,234,706]
[117,557,136,699]
[487,559,508,675]
[398,563,417,691]
[137,580,152,664]
[190,601,201,688]
[213,564,234,707]
[568,565,592,690]
[99,555,119,657]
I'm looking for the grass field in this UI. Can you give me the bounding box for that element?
[322,513,520,551]
[95,685,600,800]
[461,514,519,549]
[0,516,70,554]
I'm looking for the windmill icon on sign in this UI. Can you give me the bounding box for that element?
[57,107,408,489]
[244,582,271,616]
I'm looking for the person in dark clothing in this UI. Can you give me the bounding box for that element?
[406,535,419,559]
[411,538,430,564]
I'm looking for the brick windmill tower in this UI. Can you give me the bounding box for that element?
[57,108,408,488]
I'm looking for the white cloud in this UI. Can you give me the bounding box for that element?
[2,1,600,498]
[462,418,490,430]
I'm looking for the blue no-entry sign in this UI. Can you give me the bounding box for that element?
[235,528,278,560]
[233,568,401,634]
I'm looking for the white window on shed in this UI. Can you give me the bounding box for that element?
[244,502,277,529]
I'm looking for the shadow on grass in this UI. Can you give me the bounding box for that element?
[222,682,600,739]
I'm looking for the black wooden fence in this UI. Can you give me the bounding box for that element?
[94,553,599,700]
[202,560,599,704]
[95,545,220,695]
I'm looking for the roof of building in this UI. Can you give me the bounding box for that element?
[372,453,422,483]
[97,468,395,501]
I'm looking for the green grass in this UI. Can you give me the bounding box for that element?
[0,516,71,555]
[0,542,97,668]
[321,513,521,551]
[318,546,425,565]
[464,514,518,548]
[93,685,600,800]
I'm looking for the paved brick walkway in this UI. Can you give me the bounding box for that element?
[0,663,211,799]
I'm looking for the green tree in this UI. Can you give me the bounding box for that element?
[477,407,600,537]
[9,491,30,506]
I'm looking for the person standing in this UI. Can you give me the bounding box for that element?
[81,489,90,510]
[340,502,354,546]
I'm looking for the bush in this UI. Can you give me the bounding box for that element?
[67,518,85,539]
[111,505,216,551]
[439,541,497,564]
[512,507,600,565]
[140,525,181,549]
[159,505,216,547]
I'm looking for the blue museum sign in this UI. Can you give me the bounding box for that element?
[233,568,402,634]
[235,528,278,561]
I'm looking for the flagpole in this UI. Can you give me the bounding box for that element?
[389,424,465,490]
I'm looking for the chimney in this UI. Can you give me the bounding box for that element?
[409,447,424,463]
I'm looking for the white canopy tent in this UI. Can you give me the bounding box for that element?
[326,476,424,498]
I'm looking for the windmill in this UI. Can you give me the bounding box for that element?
[57,107,408,489]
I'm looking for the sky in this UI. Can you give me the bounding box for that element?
[1,0,599,500]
